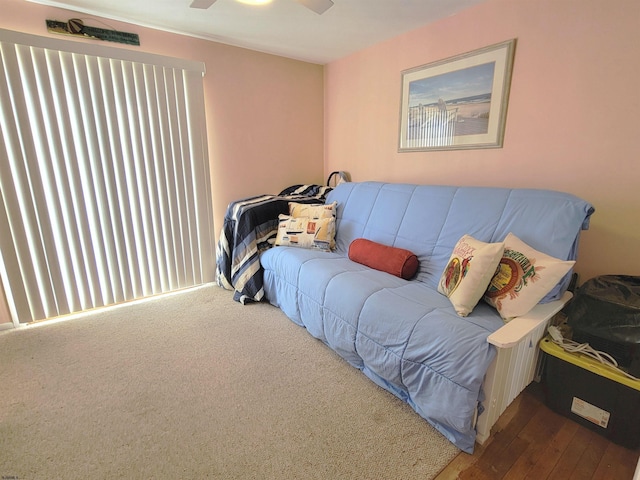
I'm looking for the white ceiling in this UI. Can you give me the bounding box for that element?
[27,0,487,64]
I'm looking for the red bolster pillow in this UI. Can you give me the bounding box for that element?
[348,238,419,280]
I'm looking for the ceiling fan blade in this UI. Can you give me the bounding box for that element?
[296,0,334,15]
[190,0,218,9]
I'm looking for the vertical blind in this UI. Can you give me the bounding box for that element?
[0,29,215,324]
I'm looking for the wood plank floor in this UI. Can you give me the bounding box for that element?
[436,383,639,480]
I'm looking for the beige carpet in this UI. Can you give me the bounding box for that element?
[0,284,459,479]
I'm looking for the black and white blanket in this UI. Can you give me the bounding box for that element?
[215,184,333,304]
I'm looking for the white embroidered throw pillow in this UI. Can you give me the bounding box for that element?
[274,214,335,252]
[484,233,575,320]
[288,201,337,219]
[438,234,505,317]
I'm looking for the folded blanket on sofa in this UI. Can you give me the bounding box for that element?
[215,184,332,304]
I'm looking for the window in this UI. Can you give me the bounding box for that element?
[0,29,214,324]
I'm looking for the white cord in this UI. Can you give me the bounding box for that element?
[547,326,639,381]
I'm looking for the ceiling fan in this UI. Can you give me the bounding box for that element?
[189,0,334,15]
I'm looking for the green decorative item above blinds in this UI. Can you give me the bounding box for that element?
[46,19,141,45]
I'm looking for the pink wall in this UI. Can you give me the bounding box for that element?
[325,0,640,283]
[1,0,325,245]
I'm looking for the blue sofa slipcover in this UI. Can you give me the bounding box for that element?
[260,181,594,452]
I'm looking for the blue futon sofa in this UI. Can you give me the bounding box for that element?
[260,181,594,452]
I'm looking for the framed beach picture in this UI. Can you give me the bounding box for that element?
[398,39,516,152]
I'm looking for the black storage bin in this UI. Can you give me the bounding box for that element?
[567,275,640,377]
[540,337,640,449]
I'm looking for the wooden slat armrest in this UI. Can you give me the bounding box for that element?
[487,291,573,348]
